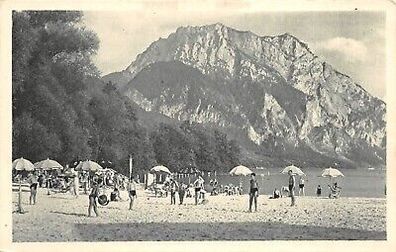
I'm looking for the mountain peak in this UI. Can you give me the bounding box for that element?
[104,23,386,168]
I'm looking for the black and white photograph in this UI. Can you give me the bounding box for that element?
[1,0,396,250]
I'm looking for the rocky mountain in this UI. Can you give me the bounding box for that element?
[103,23,386,168]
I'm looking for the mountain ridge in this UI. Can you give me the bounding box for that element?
[103,23,386,168]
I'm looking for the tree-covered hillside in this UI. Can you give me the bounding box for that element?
[12,11,241,174]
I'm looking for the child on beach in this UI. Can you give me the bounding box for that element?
[269,188,280,199]
[186,184,193,198]
[316,185,322,197]
[249,173,259,212]
[110,187,122,201]
[88,182,99,217]
[128,177,137,210]
[288,170,296,206]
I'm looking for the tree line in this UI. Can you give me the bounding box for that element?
[12,11,240,174]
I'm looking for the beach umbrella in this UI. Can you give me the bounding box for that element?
[321,167,344,186]
[229,165,252,195]
[150,165,172,174]
[12,157,34,214]
[34,158,63,170]
[321,167,344,178]
[229,165,253,176]
[75,160,103,172]
[12,157,35,171]
[281,165,305,176]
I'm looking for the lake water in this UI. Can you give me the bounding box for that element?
[179,168,386,198]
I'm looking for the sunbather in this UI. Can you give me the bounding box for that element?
[328,182,341,199]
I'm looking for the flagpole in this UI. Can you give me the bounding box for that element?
[129,155,133,180]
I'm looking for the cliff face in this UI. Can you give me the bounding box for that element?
[104,23,386,167]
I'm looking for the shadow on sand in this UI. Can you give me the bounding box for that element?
[51,211,87,217]
[74,222,386,241]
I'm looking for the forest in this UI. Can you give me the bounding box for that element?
[12,11,241,174]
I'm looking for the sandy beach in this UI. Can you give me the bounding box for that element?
[12,187,386,241]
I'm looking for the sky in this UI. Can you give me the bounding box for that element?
[83,10,385,98]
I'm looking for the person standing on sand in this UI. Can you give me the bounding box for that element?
[28,173,39,205]
[288,170,296,206]
[170,178,178,205]
[249,173,259,212]
[81,171,89,194]
[71,168,79,197]
[127,177,137,210]
[193,176,204,205]
[178,182,186,204]
[316,185,322,197]
[298,176,305,196]
[88,182,99,217]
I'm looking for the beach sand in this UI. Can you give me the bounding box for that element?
[12,187,386,241]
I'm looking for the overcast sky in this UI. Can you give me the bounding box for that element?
[83,10,385,98]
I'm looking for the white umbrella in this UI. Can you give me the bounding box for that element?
[281,165,305,176]
[321,167,344,178]
[12,157,35,171]
[229,165,253,176]
[34,158,63,170]
[150,165,172,174]
[75,160,103,172]
[12,157,34,214]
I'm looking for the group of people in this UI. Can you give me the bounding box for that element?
[88,175,138,217]
[163,175,206,205]
[18,168,343,218]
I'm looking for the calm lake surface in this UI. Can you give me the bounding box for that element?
[187,168,386,198]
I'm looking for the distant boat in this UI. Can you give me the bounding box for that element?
[368,167,376,170]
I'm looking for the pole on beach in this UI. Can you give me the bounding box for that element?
[129,155,133,179]
[17,176,24,214]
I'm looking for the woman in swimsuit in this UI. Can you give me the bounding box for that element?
[128,177,137,210]
[88,182,99,217]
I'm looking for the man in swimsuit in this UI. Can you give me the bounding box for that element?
[288,170,296,206]
[178,182,186,205]
[193,176,204,205]
[169,178,178,205]
[128,177,137,210]
[298,176,305,196]
[28,173,38,205]
[249,173,259,212]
